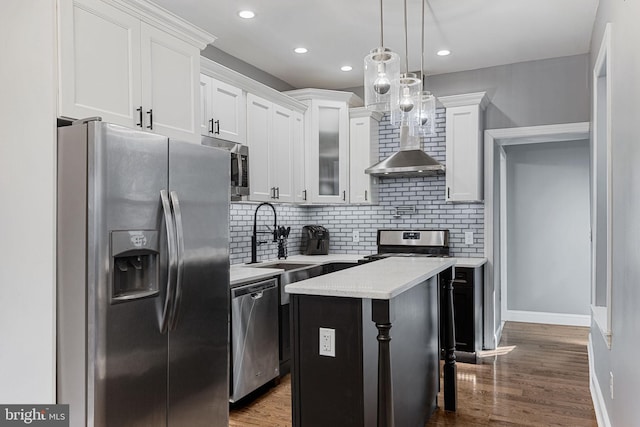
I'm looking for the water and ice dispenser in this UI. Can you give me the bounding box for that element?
[110,230,159,302]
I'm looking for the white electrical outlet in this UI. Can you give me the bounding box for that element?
[352,230,360,243]
[465,231,474,245]
[319,327,335,357]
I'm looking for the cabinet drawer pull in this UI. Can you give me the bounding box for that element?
[146,109,153,130]
[275,187,280,199]
[303,190,307,201]
[136,106,143,127]
[214,119,220,135]
[342,190,346,201]
[365,190,368,201]
[209,118,214,134]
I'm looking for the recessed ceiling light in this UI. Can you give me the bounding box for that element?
[238,10,255,19]
[341,66,353,72]
[437,49,451,56]
[294,47,308,54]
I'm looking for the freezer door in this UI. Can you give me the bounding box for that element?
[167,140,230,426]
[88,122,170,427]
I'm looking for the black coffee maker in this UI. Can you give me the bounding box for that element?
[301,225,330,255]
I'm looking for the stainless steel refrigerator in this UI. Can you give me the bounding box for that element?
[57,119,230,427]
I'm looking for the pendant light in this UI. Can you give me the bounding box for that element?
[416,0,437,136]
[390,0,421,127]
[364,0,400,112]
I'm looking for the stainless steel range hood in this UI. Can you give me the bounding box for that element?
[365,125,445,177]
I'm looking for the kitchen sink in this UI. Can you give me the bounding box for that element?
[253,262,315,271]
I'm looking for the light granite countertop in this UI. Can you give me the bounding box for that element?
[285,257,456,300]
[230,254,363,287]
[230,254,486,289]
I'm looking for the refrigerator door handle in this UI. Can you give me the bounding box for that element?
[160,189,178,334]
[168,190,185,331]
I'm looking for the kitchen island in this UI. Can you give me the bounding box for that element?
[286,257,456,427]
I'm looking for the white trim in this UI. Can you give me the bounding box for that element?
[591,305,612,347]
[484,122,590,350]
[504,310,591,327]
[285,88,363,107]
[200,57,308,113]
[349,107,384,121]
[591,23,613,344]
[105,0,215,48]
[588,334,613,427]
[438,91,489,110]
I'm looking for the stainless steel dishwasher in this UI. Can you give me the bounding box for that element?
[230,277,279,403]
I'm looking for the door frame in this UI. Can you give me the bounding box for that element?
[483,122,590,349]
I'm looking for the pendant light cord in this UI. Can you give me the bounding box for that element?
[403,0,409,73]
[421,0,425,89]
[379,0,384,47]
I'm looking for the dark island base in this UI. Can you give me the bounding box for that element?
[290,275,440,427]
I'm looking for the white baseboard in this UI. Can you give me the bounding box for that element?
[504,309,590,327]
[588,334,612,427]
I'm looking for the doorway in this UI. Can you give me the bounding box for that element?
[484,122,590,349]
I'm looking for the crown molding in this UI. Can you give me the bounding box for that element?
[200,57,307,113]
[106,0,215,49]
[349,107,384,121]
[285,88,364,108]
[438,91,489,110]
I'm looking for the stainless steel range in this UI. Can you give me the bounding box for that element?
[362,229,450,261]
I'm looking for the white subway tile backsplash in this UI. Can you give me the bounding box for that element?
[229,109,484,264]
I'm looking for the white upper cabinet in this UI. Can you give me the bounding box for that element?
[58,0,213,143]
[200,75,246,143]
[292,111,307,203]
[349,108,383,204]
[439,92,489,203]
[140,23,200,142]
[246,93,296,203]
[58,0,141,126]
[286,89,361,204]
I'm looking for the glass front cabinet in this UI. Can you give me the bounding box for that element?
[286,89,360,204]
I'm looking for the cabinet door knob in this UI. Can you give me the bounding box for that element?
[136,106,143,128]
[146,109,153,130]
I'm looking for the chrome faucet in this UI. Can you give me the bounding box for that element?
[250,202,277,264]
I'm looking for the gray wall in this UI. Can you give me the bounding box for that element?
[426,55,590,129]
[505,140,590,316]
[345,55,590,130]
[589,0,640,425]
[201,45,295,92]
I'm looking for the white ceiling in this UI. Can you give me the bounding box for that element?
[152,0,599,90]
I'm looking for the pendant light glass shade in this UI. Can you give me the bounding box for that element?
[391,73,421,127]
[364,47,400,111]
[416,90,437,136]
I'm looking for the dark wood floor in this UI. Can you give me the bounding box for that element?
[229,322,597,426]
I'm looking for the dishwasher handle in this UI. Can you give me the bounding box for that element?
[231,279,277,298]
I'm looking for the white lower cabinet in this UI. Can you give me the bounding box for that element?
[349,108,383,204]
[247,93,297,203]
[58,0,210,143]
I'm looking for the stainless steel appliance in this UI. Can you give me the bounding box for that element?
[201,135,249,200]
[301,225,330,255]
[230,278,279,402]
[57,119,230,427]
[361,229,450,260]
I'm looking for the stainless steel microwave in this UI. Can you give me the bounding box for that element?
[201,136,249,200]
